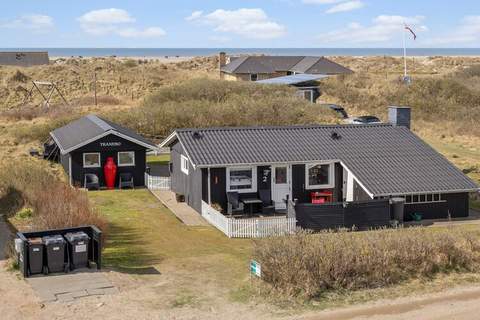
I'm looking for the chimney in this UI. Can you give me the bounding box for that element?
[219,52,227,69]
[388,106,411,129]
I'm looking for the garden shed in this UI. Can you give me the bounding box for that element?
[47,115,158,189]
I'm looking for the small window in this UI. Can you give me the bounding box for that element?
[305,163,334,189]
[181,155,189,175]
[426,194,433,202]
[118,151,135,167]
[419,194,426,202]
[83,153,100,168]
[433,194,440,202]
[275,167,287,184]
[250,74,258,82]
[405,195,412,203]
[227,167,257,193]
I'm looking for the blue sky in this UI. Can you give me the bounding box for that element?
[1,0,479,48]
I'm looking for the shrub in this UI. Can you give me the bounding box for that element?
[0,161,107,233]
[253,228,480,299]
[107,78,338,138]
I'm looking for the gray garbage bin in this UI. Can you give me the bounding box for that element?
[391,197,406,222]
[43,235,67,274]
[65,232,90,270]
[28,237,44,275]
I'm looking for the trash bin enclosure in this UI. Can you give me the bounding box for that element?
[16,225,102,278]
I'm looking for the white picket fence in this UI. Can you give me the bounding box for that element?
[145,173,171,190]
[201,201,297,238]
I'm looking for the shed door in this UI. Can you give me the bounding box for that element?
[271,165,291,210]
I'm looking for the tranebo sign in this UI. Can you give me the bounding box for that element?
[100,142,122,147]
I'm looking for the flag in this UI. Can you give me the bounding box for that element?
[404,24,417,40]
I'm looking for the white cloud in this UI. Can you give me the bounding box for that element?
[427,16,480,46]
[186,8,287,39]
[303,0,345,4]
[78,8,166,38]
[326,1,365,14]
[303,0,364,13]
[0,14,54,32]
[185,11,203,21]
[317,15,427,44]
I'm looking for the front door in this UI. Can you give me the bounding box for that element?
[271,165,291,210]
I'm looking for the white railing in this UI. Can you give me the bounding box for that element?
[201,201,297,238]
[145,173,171,190]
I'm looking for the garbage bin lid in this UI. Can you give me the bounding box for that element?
[42,235,65,245]
[28,237,43,245]
[64,232,90,242]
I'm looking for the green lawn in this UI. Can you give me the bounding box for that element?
[146,154,170,166]
[89,189,252,282]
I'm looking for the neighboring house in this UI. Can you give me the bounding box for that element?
[0,52,49,67]
[219,52,353,82]
[47,114,158,188]
[159,107,478,230]
[256,74,329,103]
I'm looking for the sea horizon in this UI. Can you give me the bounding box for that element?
[2,47,480,57]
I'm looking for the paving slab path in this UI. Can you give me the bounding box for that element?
[151,190,209,226]
[26,269,118,303]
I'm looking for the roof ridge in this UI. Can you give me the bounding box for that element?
[176,123,393,132]
[86,114,112,132]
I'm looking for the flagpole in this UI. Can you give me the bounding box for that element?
[403,25,407,78]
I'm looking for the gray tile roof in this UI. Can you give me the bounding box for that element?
[220,55,353,75]
[51,114,157,153]
[169,124,478,196]
[290,57,354,74]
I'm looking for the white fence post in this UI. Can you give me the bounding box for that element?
[145,173,171,190]
[200,201,296,238]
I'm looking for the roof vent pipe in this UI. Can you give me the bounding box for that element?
[388,106,411,129]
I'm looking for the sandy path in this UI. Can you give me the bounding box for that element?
[303,286,480,320]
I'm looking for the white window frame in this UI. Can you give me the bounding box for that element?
[83,152,101,168]
[181,155,189,175]
[401,193,446,204]
[117,151,135,167]
[250,73,258,82]
[226,166,257,194]
[305,162,335,190]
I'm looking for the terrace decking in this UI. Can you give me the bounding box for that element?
[151,190,209,226]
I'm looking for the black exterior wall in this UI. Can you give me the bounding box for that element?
[292,163,341,203]
[403,192,469,221]
[68,134,147,188]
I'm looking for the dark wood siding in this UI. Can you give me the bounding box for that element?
[295,199,390,231]
[70,134,147,188]
[201,169,209,202]
[170,142,187,195]
[403,193,469,221]
[292,163,338,203]
[210,168,227,210]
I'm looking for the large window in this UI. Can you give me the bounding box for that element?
[305,163,334,189]
[83,153,100,168]
[118,151,135,167]
[181,155,189,175]
[227,167,257,193]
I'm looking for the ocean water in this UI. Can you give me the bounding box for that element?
[1,48,480,57]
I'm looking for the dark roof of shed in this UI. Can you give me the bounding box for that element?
[221,56,305,74]
[164,124,478,196]
[220,55,353,75]
[290,57,354,74]
[50,114,157,154]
